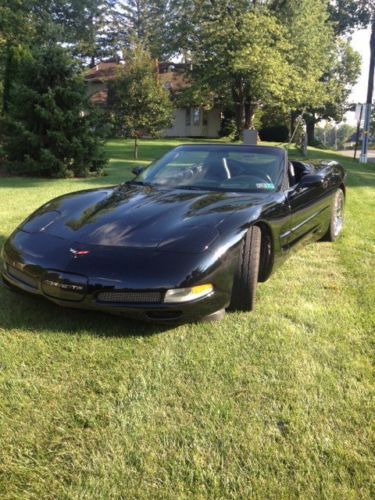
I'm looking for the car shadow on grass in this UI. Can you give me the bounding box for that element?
[0,282,176,338]
[0,229,178,337]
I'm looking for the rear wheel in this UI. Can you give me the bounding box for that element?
[322,188,345,242]
[229,225,261,312]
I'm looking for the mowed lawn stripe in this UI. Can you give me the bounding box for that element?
[0,139,374,498]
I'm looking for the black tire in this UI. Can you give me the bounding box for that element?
[229,225,261,312]
[321,188,345,242]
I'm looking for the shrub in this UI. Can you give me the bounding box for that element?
[259,125,289,142]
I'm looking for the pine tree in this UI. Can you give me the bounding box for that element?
[118,0,172,59]
[72,0,125,65]
[1,44,107,177]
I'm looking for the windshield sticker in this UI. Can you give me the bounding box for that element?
[256,183,275,190]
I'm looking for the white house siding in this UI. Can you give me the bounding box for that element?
[162,107,221,138]
[163,109,186,137]
[207,108,221,137]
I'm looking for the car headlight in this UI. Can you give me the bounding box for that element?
[164,284,213,303]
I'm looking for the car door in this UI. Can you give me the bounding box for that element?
[286,176,329,248]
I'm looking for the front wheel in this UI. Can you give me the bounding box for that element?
[229,225,261,312]
[321,188,345,242]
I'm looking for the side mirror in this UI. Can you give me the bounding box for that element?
[296,174,324,191]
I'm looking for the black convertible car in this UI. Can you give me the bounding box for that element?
[1,145,345,322]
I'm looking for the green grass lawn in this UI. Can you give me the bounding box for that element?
[0,139,374,498]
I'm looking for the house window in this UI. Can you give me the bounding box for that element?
[192,107,201,126]
[185,108,191,126]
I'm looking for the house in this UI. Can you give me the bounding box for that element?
[84,61,222,138]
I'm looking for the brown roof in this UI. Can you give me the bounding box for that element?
[85,62,191,107]
[85,61,190,89]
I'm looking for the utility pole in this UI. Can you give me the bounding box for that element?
[354,104,363,159]
[360,18,375,163]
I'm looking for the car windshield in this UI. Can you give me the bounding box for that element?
[136,146,286,193]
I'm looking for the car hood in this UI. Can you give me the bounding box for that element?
[20,185,271,253]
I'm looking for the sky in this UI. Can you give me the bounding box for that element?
[345,26,371,125]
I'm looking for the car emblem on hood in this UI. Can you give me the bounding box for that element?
[70,248,90,257]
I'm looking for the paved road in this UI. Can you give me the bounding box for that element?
[337,150,375,162]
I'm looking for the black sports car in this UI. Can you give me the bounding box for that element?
[1,145,345,322]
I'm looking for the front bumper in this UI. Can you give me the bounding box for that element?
[1,231,235,323]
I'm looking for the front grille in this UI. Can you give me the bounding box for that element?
[96,290,164,304]
[7,265,38,289]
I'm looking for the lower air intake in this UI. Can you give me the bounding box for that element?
[96,290,163,304]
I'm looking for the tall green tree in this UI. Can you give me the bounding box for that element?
[0,0,127,99]
[117,0,172,59]
[176,0,334,139]
[1,45,107,177]
[0,0,36,113]
[72,0,126,65]
[107,44,173,158]
[272,0,334,113]
[303,40,361,144]
[328,0,375,34]
[178,2,292,139]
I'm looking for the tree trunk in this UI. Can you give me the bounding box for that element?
[290,110,300,140]
[244,101,251,130]
[244,100,257,130]
[2,41,13,115]
[134,135,139,160]
[306,119,315,145]
[232,77,244,141]
[234,104,243,141]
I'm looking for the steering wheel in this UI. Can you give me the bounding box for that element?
[187,163,204,177]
